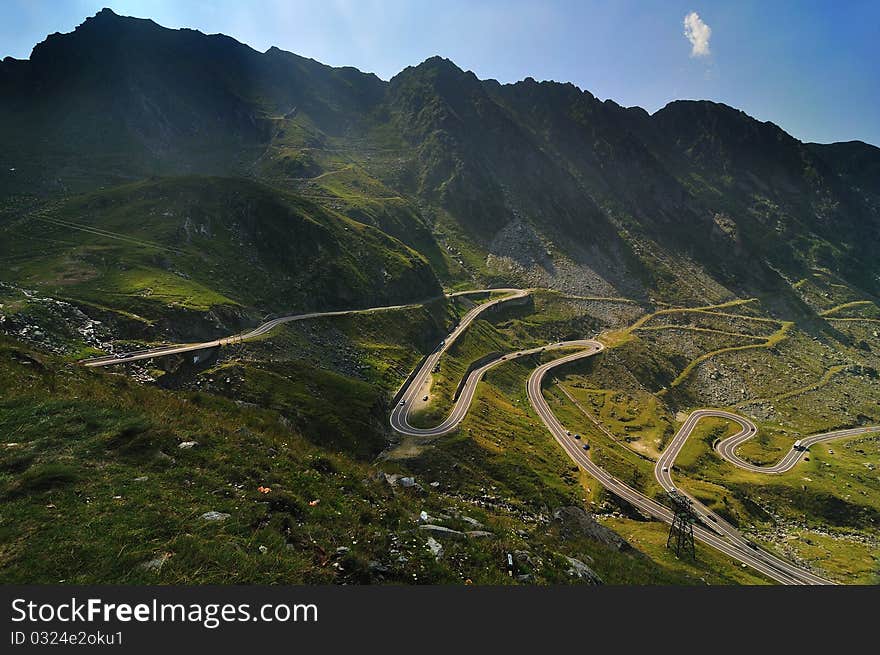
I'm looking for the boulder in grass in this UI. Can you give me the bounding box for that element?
[419,524,465,539]
[426,537,443,560]
[553,506,638,552]
[564,556,603,584]
[200,511,230,522]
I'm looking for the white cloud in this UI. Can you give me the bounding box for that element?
[683,11,711,57]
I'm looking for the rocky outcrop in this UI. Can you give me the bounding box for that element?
[563,556,603,584]
[553,506,638,553]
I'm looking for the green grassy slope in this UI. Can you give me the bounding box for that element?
[2,9,880,586]
[0,177,441,331]
[0,336,715,585]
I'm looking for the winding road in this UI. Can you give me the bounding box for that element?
[528,355,831,585]
[81,290,505,368]
[715,419,880,474]
[389,289,879,585]
[80,287,879,584]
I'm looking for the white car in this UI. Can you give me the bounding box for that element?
[662,466,669,472]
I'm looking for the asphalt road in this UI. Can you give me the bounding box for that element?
[388,292,865,584]
[715,419,880,473]
[388,338,594,435]
[652,409,840,584]
[81,291,503,368]
[388,288,533,434]
[528,352,841,585]
[80,286,877,584]
[653,410,879,584]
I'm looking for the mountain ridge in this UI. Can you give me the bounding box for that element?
[2,8,879,309]
[5,8,872,147]
[3,8,880,588]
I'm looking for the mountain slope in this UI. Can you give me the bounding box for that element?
[2,9,880,586]
[3,8,878,308]
[0,176,441,333]
[0,8,386,194]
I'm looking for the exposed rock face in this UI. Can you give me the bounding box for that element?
[418,524,465,539]
[5,9,880,309]
[199,511,230,522]
[553,506,637,553]
[425,537,443,560]
[564,556,603,584]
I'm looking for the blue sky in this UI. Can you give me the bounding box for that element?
[2,0,878,145]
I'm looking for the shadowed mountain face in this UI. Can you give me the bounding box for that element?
[2,8,879,309]
[0,9,386,187]
[3,8,880,588]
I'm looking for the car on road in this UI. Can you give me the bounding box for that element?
[574,434,581,440]
[114,353,126,359]
[422,396,428,401]
[399,400,406,405]
[566,431,571,436]
[661,465,668,472]
[582,444,590,450]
